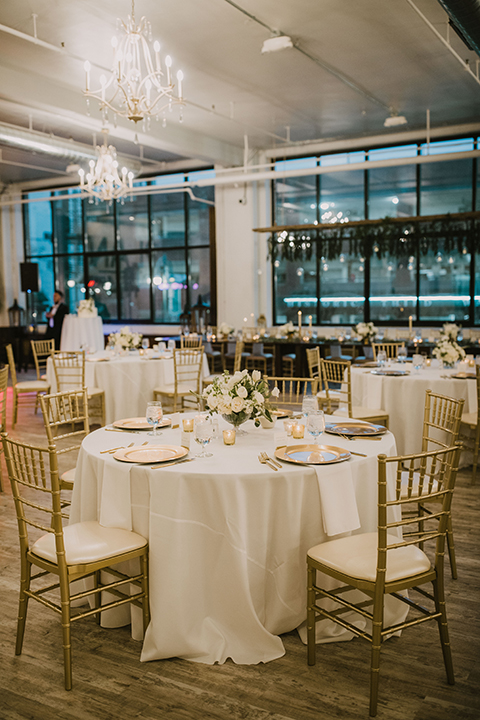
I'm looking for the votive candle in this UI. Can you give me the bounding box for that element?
[223,429,236,445]
[292,423,305,439]
[182,418,194,432]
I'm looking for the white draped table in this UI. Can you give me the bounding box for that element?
[70,416,405,665]
[60,315,105,353]
[351,362,478,456]
[47,351,210,425]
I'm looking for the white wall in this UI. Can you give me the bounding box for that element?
[0,192,24,326]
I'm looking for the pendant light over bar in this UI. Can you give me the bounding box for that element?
[83,0,185,126]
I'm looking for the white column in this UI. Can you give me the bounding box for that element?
[0,190,24,325]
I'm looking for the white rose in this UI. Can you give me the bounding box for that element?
[237,385,248,398]
[271,387,280,398]
[253,391,264,404]
[232,371,243,383]
[252,370,261,382]
[231,397,245,412]
[207,395,218,409]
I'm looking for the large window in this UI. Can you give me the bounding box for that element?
[24,177,215,324]
[272,137,479,325]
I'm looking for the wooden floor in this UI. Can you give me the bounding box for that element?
[1,373,479,720]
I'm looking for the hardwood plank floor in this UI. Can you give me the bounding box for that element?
[1,375,479,720]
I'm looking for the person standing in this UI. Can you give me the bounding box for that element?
[45,290,68,350]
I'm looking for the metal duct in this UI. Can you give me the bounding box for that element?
[0,121,142,174]
[436,0,480,58]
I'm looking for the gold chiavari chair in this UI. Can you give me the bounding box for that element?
[245,342,274,375]
[459,365,480,485]
[371,341,405,361]
[404,390,464,579]
[51,350,105,427]
[263,376,318,412]
[320,358,389,428]
[153,347,204,412]
[31,338,55,382]
[39,389,90,494]
[180,334,203,349]
[0,364,8,492]
[223,340,250,372]
[2,434,149,691]
[307,444,461,717]
[6,344,50,428]
[306,347,338,410]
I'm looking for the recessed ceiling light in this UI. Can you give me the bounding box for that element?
[384,115,408,127]
[261,36,293,54]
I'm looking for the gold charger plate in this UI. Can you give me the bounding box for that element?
[370,369,408,376]
[275,444,350,465]
[272,409,292,419]
[325,421,386,436]
[112,416,172,431]
[450,373,476,379]
[86,356,110,362]
[113,445,188,464]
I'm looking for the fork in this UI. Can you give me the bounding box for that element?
[258,454,278,471]
[101,441,135,454]
[260,451,282,469]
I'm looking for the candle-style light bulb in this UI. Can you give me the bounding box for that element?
[165,55,172,85]
[177,69,183,98]
[84,60,91,91]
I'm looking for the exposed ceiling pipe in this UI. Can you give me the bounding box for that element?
[0,121,142,173]
[405,0,480,86]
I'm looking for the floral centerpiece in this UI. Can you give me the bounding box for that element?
[108,326,142,350]
[355,321,378,344]
[218,322,234,337]
[432,323,465,368]
[77,298,97,317]
[200,369,279,429]
[278,321,296,338]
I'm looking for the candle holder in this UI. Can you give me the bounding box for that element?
[182,418,194,432]
[223,429,236,445]
[283,419,295,436]
[292,423,305,439]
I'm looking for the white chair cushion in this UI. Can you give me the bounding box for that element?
[352,406,387,419]
[308,531,430,583]
[154,383,195,395]
[61,467,76,484]
[31,520,147,566]
[461,412,477,426]
[87,387,104,398]
[16,380,50,392]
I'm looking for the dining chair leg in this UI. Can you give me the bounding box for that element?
[369,596,384,718]
[141,552,150,634]
[306,563,317,666]
[59,575,73,690]
[93,570,101,625]
[472,426,480,485]
[13,390,18,428]
[446,516,458,580]
[433,575,455,684]
[15,558,31,655]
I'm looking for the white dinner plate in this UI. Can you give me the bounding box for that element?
[325,421,387,437]
[113,445,188,464]
[112,416,172,431]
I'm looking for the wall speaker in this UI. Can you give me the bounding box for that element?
[20,262,39,293]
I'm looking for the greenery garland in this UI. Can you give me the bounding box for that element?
[267,215,479,262]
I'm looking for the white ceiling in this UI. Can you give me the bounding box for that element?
[0,0,479,186]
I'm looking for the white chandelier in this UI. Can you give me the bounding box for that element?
[78,132,134,201]
[83,0,184,126]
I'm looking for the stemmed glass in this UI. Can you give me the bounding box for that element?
[146,401,163,437]
[306,410,325,445]
[193,415,213,458]
[302,395,318,419]
[397,346,407,364]
[377,350,387,368]
[141,338,149,351]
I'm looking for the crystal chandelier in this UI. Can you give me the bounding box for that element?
[83,0,184,126]
[78,131,134,201]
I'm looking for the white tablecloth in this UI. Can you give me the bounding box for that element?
[69,415,404,665]
[351,362,478,456]
[60,315,104,353]
[47,352,210,425]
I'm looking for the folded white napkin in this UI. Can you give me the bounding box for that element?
[99,457,133,531]
[314,461,360,537]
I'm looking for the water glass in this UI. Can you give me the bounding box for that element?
[377,350,387,368]
[412,354,423,373]
[193,415,213,458]
[306,410,325,445]
[397,346,407,363]
[146,401,163,437]
[302,395,318,418]
[142,338,149,350]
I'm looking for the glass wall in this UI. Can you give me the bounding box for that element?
[23,176,214,324]
[272,136,479,325]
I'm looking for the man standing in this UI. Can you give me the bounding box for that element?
[45,290,68,349]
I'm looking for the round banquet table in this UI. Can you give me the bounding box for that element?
[60,315,105,353]
[69,414,406,666]
[350,362,478,456]
[46,351,210,425]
